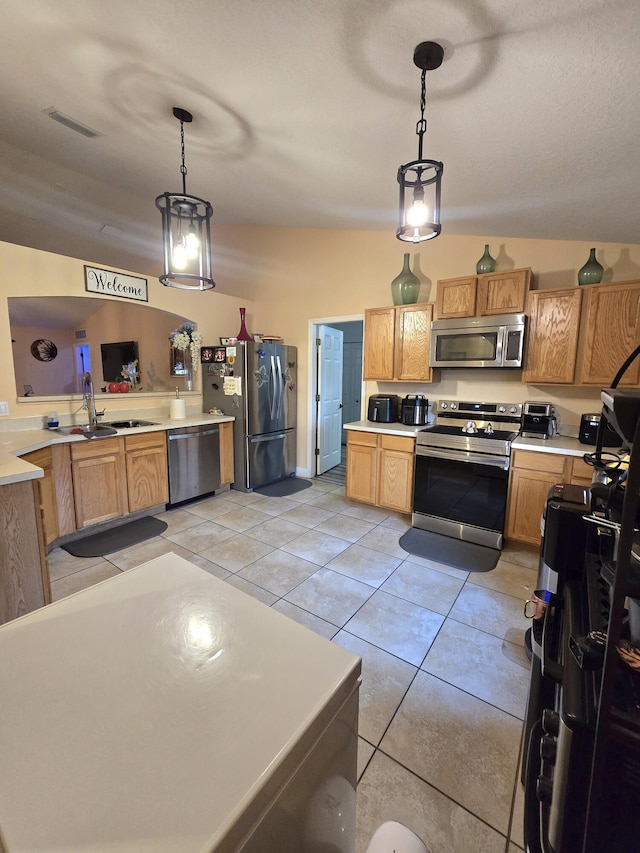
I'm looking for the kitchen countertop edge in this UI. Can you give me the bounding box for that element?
[0,414,234,487]
[343,420,425,438]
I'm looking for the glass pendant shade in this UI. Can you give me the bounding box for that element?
[156,107,215,291]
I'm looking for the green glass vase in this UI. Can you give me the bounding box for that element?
[476,244,496,274]
[391,254,420,305]
[578,247,604,285]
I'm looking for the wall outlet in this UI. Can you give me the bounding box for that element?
[0,402,9,416]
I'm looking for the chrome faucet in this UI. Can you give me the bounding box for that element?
[82,371,104,426]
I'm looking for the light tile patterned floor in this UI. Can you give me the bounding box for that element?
[48,478,537,853]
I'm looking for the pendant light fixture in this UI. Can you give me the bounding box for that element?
[396,42,444,243]
[156,107,215,290]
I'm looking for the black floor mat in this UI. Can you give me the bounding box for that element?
[254,478,312,497]
[399,528,500,573]
[61,517,168,558]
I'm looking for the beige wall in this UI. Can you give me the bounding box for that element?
[3,232,640,474]
[0,241,257,419]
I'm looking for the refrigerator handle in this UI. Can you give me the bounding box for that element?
[275,355,284,418]
[269,355,277,419]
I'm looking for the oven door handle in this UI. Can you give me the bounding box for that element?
[415,446,510,470]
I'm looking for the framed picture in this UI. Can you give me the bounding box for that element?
[200,347,215,364]
[213,346,227,363]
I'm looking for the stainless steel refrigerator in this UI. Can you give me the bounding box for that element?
[202,342,297,491]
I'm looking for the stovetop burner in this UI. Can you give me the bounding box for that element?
[416,399,522,456]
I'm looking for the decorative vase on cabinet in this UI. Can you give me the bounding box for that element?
[578,247,604,285]
[475,244,497,274]
[391,254,421,305]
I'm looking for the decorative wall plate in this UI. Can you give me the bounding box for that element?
[31,339,58,361]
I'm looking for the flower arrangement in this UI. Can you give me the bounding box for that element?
[170,321,203,372]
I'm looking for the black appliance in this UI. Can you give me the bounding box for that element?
[579,411,623,447]
[521,400,557,440]
[367,394,400,423]
[401,394,428,426]
[521,388,640,853]
[412,399,522,549]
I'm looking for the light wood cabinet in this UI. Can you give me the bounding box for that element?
[71,437,128,529]
[346,430,414,513]
[0,479,50,624]
[377,434,415,513]
[435,268,530,319]
[523,288,583,384]
[220,421,234,485]
[577,280,640,385]
[19,447,59,546]
[363,303,433,382]
[124,431,169,512]
[524,280,640,386]
[19,444,76,546]
[476,268,531,316]
[506,449,593,546]
[435,276,477,319]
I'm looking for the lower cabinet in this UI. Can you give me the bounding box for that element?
[219,421,234,485]
[346,430,415,514]
[71,437,128,529]
[506,449,594,546]
[124,431,169,512]
[0,479,50,624]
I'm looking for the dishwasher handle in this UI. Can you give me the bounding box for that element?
[168,426,220,441]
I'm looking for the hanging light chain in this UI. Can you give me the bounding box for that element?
[179,118,187,195]
[416,67,427,161]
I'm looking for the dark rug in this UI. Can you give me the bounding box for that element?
[62,517,168,558]
[399,528,500,573]
[255,477,312,498]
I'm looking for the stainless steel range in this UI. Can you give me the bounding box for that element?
[412,399,522,550]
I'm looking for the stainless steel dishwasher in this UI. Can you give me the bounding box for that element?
[167,423,221,505]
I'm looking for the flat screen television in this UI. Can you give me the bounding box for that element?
[101,340,138,383]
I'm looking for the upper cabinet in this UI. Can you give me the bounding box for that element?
[363,303,433,383]
[578,281,640,385]
[434,268,531,319]
[523,288,583,384]
[523,280,640,386]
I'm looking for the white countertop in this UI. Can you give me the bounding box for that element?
[0,413,234,487]
[343,420,424,438]
[343,420,610,458]
[512,434,617,457]
[0,553,361,852]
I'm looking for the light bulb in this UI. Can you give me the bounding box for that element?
[172,241,188,270]
[406,198,429,228]
[185,227,199,260]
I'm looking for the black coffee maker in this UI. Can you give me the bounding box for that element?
[520,401,557,439]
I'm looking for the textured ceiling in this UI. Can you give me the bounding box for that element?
[1,0,639,292]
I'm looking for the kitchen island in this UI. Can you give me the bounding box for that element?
[0,553,361,852]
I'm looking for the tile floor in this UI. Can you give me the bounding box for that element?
[48,478,539,853]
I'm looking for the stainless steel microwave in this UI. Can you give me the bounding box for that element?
[429,313,526,368]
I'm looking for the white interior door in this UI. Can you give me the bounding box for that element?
[317,325,344,474]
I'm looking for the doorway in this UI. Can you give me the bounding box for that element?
[309,316,363,480]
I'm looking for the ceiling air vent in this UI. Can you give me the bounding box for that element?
[43,107,100,138]
[75,330,87,340]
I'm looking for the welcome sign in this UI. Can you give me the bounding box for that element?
[84,265,148,302]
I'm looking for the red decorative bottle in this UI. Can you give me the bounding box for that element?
[237,307,252,341]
